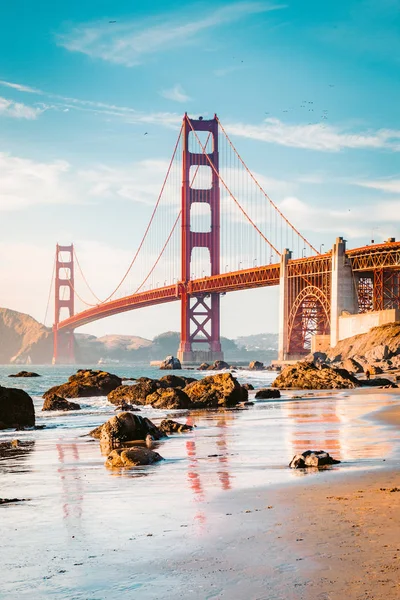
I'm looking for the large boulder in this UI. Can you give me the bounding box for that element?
[159,419,193,434]
[8,371,41,378]
[145,387,193,409]
[43,369,122,400]
[207,360,230,371]
[159,356,181,370]
[105,447,163,468]
[248,361,264,371]
[184,373,247,408]
[272,361,360,389]
[98,412,165,451]
[42,394,81,411]
[255,388,281,399]
[340,358,364,374]
[107,378,160,405]
[289,450,340,469]
[159,374,197,388]
[365,344,389,362]
[0,385,35,428]
[197,363,210,371]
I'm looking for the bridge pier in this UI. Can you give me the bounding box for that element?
[278,249,292,361]
[330,237,359,348]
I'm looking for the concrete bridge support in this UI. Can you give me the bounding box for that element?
[278,249,292,361]
[330,237,359,348]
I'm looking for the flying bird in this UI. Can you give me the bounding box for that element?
[144,132,148,135]
[109,20,117,23]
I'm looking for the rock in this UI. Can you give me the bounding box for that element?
[184,373,247,408]
[159,419,193,434]
[159,374,197,388]
[366,364,383,375]
[364,377,397,387]
[248,361,264,371]
[238,401,254,407]
[8,371,41,378]
[145,387,193,409]
[255,388,281,399]
[289,450,341,469]
[42,394,81,411]
[0,497,28,504]
[105,447,163,468]
[114,403,140,412]
[242,383,254,390]
[272,361,360,389]
[99,412,165,451]
[0,385,35,428]
[107,378,160,405]
[89,424,103,439]
[43,369,122,400]
[365,344,389,362]
[159,355,181,370]
[197,363,210,371]
[207,360,230,371]
[340,358,364,374]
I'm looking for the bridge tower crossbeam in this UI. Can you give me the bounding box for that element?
[53,244,75,364]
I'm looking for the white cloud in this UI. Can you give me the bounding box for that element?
[56,3,285,66]
[355,179,400,193]
[0,96,42,119]
[161,84,191,103]
[225,118,400,152]
[0,80,42,94]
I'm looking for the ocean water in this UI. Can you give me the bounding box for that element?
[1,364,399,599]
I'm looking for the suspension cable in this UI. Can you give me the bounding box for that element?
[43,254,56,326]
[217,117,319,255]
[186,117,281,256]
[73,248,103,303]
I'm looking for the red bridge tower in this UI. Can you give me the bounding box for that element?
[53,244,75,364]
[178,115,223,364]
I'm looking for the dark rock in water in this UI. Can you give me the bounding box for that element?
[242,383,254,391]
[108,378,160,405]
[207,360,230,371]
[43,369,122,400]
[89,424,103,439]
[159,419,193,434]
[98,412,166,452]
[255,388,281,399]
[0,497,29,504]
[146,387,193,409]
[272,361,359,389]
[159,355,181,370]
[114,402,140,412]
[0,385,35,428]
[238,401,254,407]
[367,378,398,388]
[159,374,197,389]
[105,447,163,467]
[248,361,264,371]
[184,373,247,408]
[197,363,210,371]
[289,450,341,469]
[8,371,41,378]
[42,394,81,412]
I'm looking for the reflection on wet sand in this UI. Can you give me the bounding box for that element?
[56,443,83,524]
[285,393,396,463]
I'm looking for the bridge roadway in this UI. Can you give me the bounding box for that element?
[56,241,400,332]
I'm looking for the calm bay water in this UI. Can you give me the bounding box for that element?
[1,363,399,599]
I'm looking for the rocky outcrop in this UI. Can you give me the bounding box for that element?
[159,419,193,434]
[255,388,281,399]
[0,385,35,428]
[340,358,364,374]
[108,378,160,405]
[289,450,341,469]
[105,447,163,468]
[242,383,254,390]
[44,370,122,400]
[207,360,230,371]
[159,374,197,388]
[42,394,81,411]
[8,371,41,378]
[272,361,360,389]
[159,355,181,370]
[248,361,264,371]
[328,323,400,365]
[97,412,165,451]
[145,387,192,409]
[184,373,248,408]
[198,363,210,371]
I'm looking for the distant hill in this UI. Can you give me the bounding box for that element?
[0,307,278,365]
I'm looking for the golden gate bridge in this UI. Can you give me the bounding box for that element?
[49,114,400,364]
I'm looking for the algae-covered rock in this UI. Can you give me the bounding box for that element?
[0,385,35,428]
[272,361,359,390]
[43,369,122,399]
[105,447,163,467]
[159,419,193,434]
[42,394,81,411]
[184,373,247,407]
[146,387,193,409]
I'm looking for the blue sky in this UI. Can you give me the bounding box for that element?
[0,0,399,339]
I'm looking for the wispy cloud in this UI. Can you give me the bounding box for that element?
[0,80,42,94]
[56,3,285,66]
[355,179,400,193]
[226,118,400,152]
[0,96,42,119]
[160,84,191,103]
